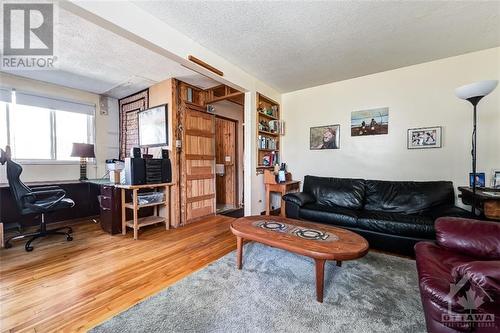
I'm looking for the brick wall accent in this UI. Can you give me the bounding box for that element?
[118,90,149,159]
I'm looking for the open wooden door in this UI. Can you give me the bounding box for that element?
[215,116,237,209]
[181,101,216,224]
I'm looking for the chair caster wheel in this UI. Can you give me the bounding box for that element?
[67,236,73,241]
[67,227,73,234]
[25,246,34,252]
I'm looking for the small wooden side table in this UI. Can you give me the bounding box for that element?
[264,170,300,216]
[116,182,174,240]
[458,186,500,220]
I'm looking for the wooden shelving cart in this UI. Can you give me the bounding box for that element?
[117,182,174,240]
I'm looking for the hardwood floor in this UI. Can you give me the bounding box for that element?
[0,215,236,332]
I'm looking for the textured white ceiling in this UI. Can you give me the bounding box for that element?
[133,1,500,93]
[0,8,220,98]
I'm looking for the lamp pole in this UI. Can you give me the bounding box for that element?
[468,96,482,216]
[455,80,498,216]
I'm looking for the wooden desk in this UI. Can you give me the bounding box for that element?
[0,180,100,227]
[263,170,300,216]
[458,186,500,220]
[117,183,174,240]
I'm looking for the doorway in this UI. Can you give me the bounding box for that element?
[215,115,239,214]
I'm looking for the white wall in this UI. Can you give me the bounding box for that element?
[0,73,119,183]
[282,48,500,202]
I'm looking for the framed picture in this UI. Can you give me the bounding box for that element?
[351,107,389,136]
[138,104,168,147]
[407,126,442,149]
[310,125,340,150]
[470,173,486,188]
[494,170,500,188]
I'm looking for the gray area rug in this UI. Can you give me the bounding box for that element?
[91,243,426,333]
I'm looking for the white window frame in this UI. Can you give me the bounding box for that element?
[2,89,96,165]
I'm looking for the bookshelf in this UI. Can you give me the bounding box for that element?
[257,93,280,171]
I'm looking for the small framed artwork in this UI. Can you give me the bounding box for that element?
[310,125,340,150]
[351,107,389,136]
[470,173,486,188]
[407,126,442,149]
[493,170,500,188]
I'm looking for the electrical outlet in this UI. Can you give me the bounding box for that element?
[175,140,182,148]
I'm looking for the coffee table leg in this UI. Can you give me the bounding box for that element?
[336,261,342,267]
[236,236,243,269]
[315,259,326,303]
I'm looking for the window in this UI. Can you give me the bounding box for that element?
[1,89,95,162]
[55,110,93,161]
[10,104,52,159]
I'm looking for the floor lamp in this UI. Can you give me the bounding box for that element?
[455,80,498,215]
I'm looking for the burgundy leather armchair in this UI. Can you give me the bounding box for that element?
[415,217,500,333]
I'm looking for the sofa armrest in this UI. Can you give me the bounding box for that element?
[452,261,500,297]
[282,192,315,207]
[436,217,500,259]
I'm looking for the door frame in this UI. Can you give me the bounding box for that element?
[215,114,239,208]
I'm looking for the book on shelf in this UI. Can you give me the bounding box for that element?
[258,135,277,150]
[262,151,279,167]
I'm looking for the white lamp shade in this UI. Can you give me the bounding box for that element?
[455,80,498,100]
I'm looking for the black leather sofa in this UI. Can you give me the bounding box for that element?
[283,176,473,256]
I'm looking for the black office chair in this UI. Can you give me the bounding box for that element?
[0,146,75,251]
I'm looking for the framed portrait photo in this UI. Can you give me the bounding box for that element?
[310,125,340,150]
[407,126,442,149]
[494,170,500,188]
[470,172,486,188]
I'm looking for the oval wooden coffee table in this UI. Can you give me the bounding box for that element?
[230,215,369,302]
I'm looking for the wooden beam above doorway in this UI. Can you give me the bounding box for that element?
[205,84,244,106]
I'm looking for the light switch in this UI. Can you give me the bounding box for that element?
[225,156,231,162]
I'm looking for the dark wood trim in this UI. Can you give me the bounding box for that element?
[186,193,216,203]
[188,55,224,76]
[185,154,215,160]
[185,129,214,138]
[186,174,215,181]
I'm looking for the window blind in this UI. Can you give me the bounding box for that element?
[0,88,12,103]
[15,91,95,115]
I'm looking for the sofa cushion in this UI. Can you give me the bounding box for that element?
[302,175,365,210]
[425,204,474,221]
[436,218,500,260]
[299,203,358,228]
[364,180,455,214]
[282,192,315,207]
[415,242,473,312]
[357,210,435,238]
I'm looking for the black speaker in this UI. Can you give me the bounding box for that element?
[130,147,141,158]
[123,157,146,185]
[162,158,172,183]
[145,159,162,184]
[161,149,169,159]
